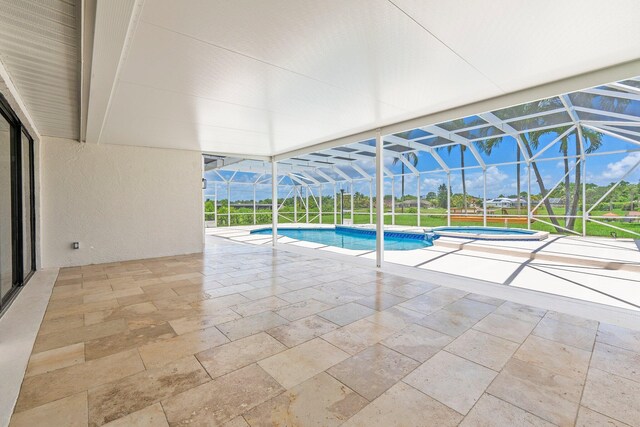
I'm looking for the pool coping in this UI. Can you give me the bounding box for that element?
[433,238,640,273]
[428,226,549,241]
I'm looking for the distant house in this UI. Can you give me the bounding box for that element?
[548,198,564,206]
[484,197,524,208]
[396,199,432,208]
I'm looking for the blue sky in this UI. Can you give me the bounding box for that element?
[204,133,640,202]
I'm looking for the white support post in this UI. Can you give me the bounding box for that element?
[350,182,354,223]
[582,157,587,237]
[579,126,587,236]
[293,186,297,223]
[214,182,218,226]
[227,182,231,227]
[333,183,337,224]
[376,131,384,268]
[527,162,532,230]
[272,161,278,247]
[319,184,323,224]
[253,184,256,225]
[369,180,373,224]
[391,177,395,226]
[483,169,487,227]
[446,173,451,226]
[417,173,421,227]
[305,186,309,223]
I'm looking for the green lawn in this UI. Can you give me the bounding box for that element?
[206,207,640,239]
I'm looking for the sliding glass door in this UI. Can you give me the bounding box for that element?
[0,93,36,312]
[22,130,35,281]
[0,111,12,303]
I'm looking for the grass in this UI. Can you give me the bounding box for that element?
[207,207,640,239]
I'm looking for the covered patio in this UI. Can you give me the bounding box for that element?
[1,1,640,426]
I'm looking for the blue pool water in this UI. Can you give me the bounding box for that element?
[433,226,536,235]
[251,227,431,250]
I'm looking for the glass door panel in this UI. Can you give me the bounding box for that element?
[22,130,34,278]
[0,113,12,302]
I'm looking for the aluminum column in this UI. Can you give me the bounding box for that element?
[446,173,451,226]
[579,126,587,237]
[376,131,384,267]
[271,161,278,247]
[227,182,231,226]
[305,186,309,223]
[319,184,323,224]
[293,186,297,223]
[482,169,487,227]
[350,182,354,224]
[369,180,373,224]
[333,183,337,224]
[391,177,395,225]
[214,182,218,226]
[416,173,421,227]
[527,162,531,229]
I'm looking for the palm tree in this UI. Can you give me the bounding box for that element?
[477,113,605,233]
[392,151,419,212]
[562,128,602,230]
[475,98,566,232]
[435,119,469,211]
[447,144,468,211]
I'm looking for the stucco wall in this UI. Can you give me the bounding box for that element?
[40,137,203,268]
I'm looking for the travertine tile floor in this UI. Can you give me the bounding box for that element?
[9,237,640,426]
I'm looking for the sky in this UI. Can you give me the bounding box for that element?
[204,133,640,202]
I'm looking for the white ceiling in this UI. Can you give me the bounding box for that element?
[88,0,640,156]
[0,0,79,140]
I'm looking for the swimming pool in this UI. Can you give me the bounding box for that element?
[251,226,432,250]
[431,226,548,240]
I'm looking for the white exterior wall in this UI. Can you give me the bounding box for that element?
[40,137,203,268]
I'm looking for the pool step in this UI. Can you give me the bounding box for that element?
[433,239,640,273]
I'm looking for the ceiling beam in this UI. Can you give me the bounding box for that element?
[273,59,640,161]
[426,124,487,169]
[478,112,531,162]
[85,0,144,144]
[314,169,336,183]
[397,154,419,175]
[607,82,640,96]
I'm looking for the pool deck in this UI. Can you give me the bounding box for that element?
[206,224,640,312]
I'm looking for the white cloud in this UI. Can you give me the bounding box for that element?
[422,176,446,189]
[600,152,640,180]
[464,166,510,196]
[556,159,576,170]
